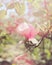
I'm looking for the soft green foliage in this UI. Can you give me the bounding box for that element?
[32,37,52,61]
[0,31,16,53]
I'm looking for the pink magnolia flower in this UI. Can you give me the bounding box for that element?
[16,22,39,39]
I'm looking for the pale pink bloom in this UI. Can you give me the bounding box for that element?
[14,17,25,28]
[16,22,39,39]
[6,23,16,34]
[13,53,34,65]
[0,22,3,26]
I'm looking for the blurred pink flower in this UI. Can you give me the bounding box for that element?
[16,22,39,39]
[6,23,16,34]
[13,53,34,65]
[14,17,25,28]
[0,22,4,26]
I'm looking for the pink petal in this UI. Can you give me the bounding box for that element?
[16,22,39,39]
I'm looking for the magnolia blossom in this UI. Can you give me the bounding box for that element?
[16,22,39,39]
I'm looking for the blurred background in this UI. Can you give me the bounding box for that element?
[0,0,52,65]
